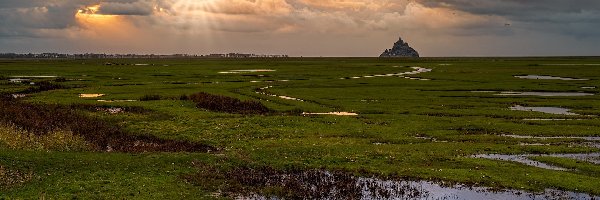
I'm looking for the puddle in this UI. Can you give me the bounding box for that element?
[96,107,124,114]
[497,92,594,97]
[97,100,137,103]
[438,64,452,66]
[10,76,58,78]
[541,64,600,66]
[191,165,599,200]
[501,134,600,141]
[134,64,150,66]
[470,91,498,93]
[581,86,597,89]
[279,96,304,101]
[8,78,29,83]
[249,80,289,83]
[473,154,569,171]
[523,119,584,121]
[10,94,26,99]
[302,112,358,116]
[473,153,600,171]
[341,67,432,80]
[510,105,578,115]
[514,75,588,81]
[79,94,105,98]
[519,143,549,146]
[220,69,276,74]
[255,86,305,101]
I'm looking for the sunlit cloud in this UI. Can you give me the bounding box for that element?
[0,0,599,56]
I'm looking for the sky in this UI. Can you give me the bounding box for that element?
[0,0,599,57]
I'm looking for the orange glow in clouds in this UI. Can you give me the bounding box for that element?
[76,4,119,25]
[75,4,136,41]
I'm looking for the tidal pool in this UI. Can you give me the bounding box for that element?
[220,69,276,74]
[473,153,600,171]
[235,170,598,200]
[497,92,594,97]
[97,100,137,102]
[79,94,105,98]
[514,75,588,81]
[501,134,600,141]
[9,75,58,78]
[8,78,29,83]
[302,112,358,116]
[510,105,578,115]
[341,67,432,80]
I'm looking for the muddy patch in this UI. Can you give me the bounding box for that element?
[186,164,598,200]
[514,75,588,81]
[510,105,578,115]
[302,112,358,116]
[473,153,600,171]
[497,92,594,97]
[79,94,105,98]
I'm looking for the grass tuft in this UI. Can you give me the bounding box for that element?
[188,92,270,114]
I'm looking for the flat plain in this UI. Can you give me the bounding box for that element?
[1,57,600,199]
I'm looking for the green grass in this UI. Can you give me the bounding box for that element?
[1,57,600,198]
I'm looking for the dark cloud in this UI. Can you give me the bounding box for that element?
[0,0,598,56]
[418,0,600,37]
[96,1,155,16]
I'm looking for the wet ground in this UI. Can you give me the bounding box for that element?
[79,94,105,98]
[187,164,599,200]
[473,134,600,171]
[340,67,432,80]
[302,112,358,116]
[472,153,600,171]
[497,92,594,97]
[510,105,579,115]
[514,75,588,81]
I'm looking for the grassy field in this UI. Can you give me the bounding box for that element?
[1,57,600,198]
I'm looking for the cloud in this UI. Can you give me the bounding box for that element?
[0,0,599,56]
[96,1,156,16]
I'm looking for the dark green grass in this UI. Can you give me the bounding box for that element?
[1,57,600,198]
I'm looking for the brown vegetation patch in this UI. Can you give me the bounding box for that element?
[0,123,91,151]
[19,81,66,94]
[0,99,214,153]
[187,92,270,114]
[0,165,34,189]
[183,163,426,199]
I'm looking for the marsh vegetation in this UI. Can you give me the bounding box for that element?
[1,57,599,199]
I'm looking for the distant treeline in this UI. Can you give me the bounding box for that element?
[0,53,289,59]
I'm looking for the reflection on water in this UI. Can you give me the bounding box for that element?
[473,153,600,171]
[514,75,588,81]
[510,105,579,115]
[237,170,598,200]
[497,92,594,97]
